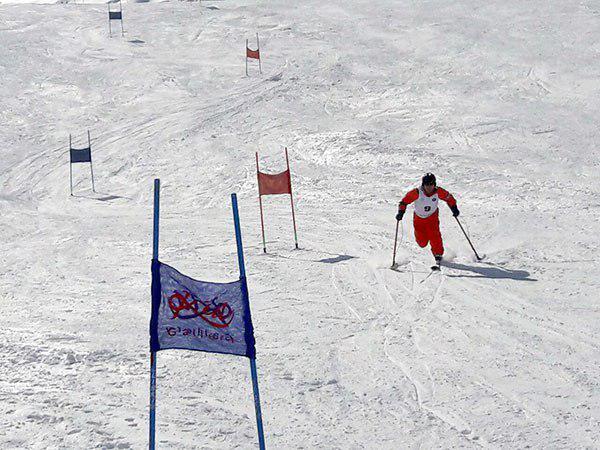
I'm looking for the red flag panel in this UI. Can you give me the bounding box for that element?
[258,170,291,196]
[246,48,260,60]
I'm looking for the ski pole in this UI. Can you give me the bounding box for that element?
[391,219,400,268]
[454,216,483,260]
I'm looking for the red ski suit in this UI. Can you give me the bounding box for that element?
[399,186,457,256]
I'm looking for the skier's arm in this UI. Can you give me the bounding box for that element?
[396,189,419,220]
[399,189,419,211]
[437,187,459,216]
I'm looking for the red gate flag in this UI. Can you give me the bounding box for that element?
[257,170,291,196]
[246,47,260,60]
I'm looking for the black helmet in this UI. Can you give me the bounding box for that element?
[422,173,436,186]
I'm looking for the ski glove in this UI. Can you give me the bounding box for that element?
[450,205,460,217]
[396,210,405,221]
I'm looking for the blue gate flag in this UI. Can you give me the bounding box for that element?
[150,260,256,358]
[70,148,92,163]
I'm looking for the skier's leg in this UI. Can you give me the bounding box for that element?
[413,216,429,248]
[429,215,444,256]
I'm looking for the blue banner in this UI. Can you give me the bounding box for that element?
[150,260,256,358]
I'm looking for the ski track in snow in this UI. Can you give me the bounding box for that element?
[1,0,600,448]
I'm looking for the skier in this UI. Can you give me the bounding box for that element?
[396,173,459,269]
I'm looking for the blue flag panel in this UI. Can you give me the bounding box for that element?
[70,148,91,163]
[150,260,256,358]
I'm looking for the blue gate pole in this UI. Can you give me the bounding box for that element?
[231,193,266,450]
[149,179,160,450]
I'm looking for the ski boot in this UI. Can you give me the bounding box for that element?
[432,255,442,271]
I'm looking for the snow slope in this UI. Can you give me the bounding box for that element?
[1,0,599,448]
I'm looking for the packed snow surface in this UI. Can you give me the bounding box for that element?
[1,0,599,448]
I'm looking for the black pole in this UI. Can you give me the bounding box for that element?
[454,216,483,260]
[257,33,262,74]
[90,162,96,193]
[88,131,95,192]
[69,134,73,196]
[391,219,399,268]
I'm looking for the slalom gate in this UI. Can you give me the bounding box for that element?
[108,0,124,37]
[246,33,262,76]
[256,147,299,252]
[69,130,96,195]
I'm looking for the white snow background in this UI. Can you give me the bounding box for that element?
[1,0,599,448]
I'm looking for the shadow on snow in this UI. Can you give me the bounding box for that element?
[267,248,356,265]
[72,192,130,202]
[443,261,536,281]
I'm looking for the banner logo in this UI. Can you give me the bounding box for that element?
[168,290,235,328]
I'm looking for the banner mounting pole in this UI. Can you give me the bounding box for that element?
[149,179,160,450]
[231,193,266,450]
